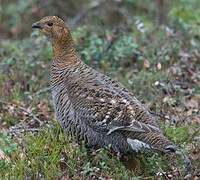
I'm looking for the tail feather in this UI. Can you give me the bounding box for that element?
[127,132,176,153]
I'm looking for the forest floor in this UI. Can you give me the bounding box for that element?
[0,25,200,179]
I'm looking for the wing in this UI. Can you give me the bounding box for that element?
[65,66,161,135]
[97,72,160,128]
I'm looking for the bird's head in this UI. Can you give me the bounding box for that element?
[32,16,71,43]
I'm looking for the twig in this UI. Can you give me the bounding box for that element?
[93,28,123,62]
[0,99,11,105]
[150,111,172,121]
[0,99,43,125]
[35,86,51,95]
[18,105,43,125]
[69,0,107,27]
[8,126,41,136]
[25,128,40,132]
[189,126,200,141]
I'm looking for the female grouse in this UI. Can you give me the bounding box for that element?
[32,16,176,154]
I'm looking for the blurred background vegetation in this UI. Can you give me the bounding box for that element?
[0,0,199,39]
[0,0,200,179]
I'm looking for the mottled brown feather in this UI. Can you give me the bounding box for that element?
[32,16,176,154]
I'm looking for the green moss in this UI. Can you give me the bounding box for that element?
[165,126,189,144]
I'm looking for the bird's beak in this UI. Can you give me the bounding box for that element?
[32,22,42,29]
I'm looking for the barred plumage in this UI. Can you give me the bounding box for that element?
[32,16,177,154]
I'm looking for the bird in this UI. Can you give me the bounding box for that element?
[32,16,177,155]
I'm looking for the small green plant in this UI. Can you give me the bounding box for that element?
[0,133,18,176]
[0,133,17,156]
[165,126,189,144]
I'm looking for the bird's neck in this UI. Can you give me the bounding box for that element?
[52,34,80,66]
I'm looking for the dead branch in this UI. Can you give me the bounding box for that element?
[0,99,43,125]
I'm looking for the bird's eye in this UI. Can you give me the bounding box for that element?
[47,22,53,27]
